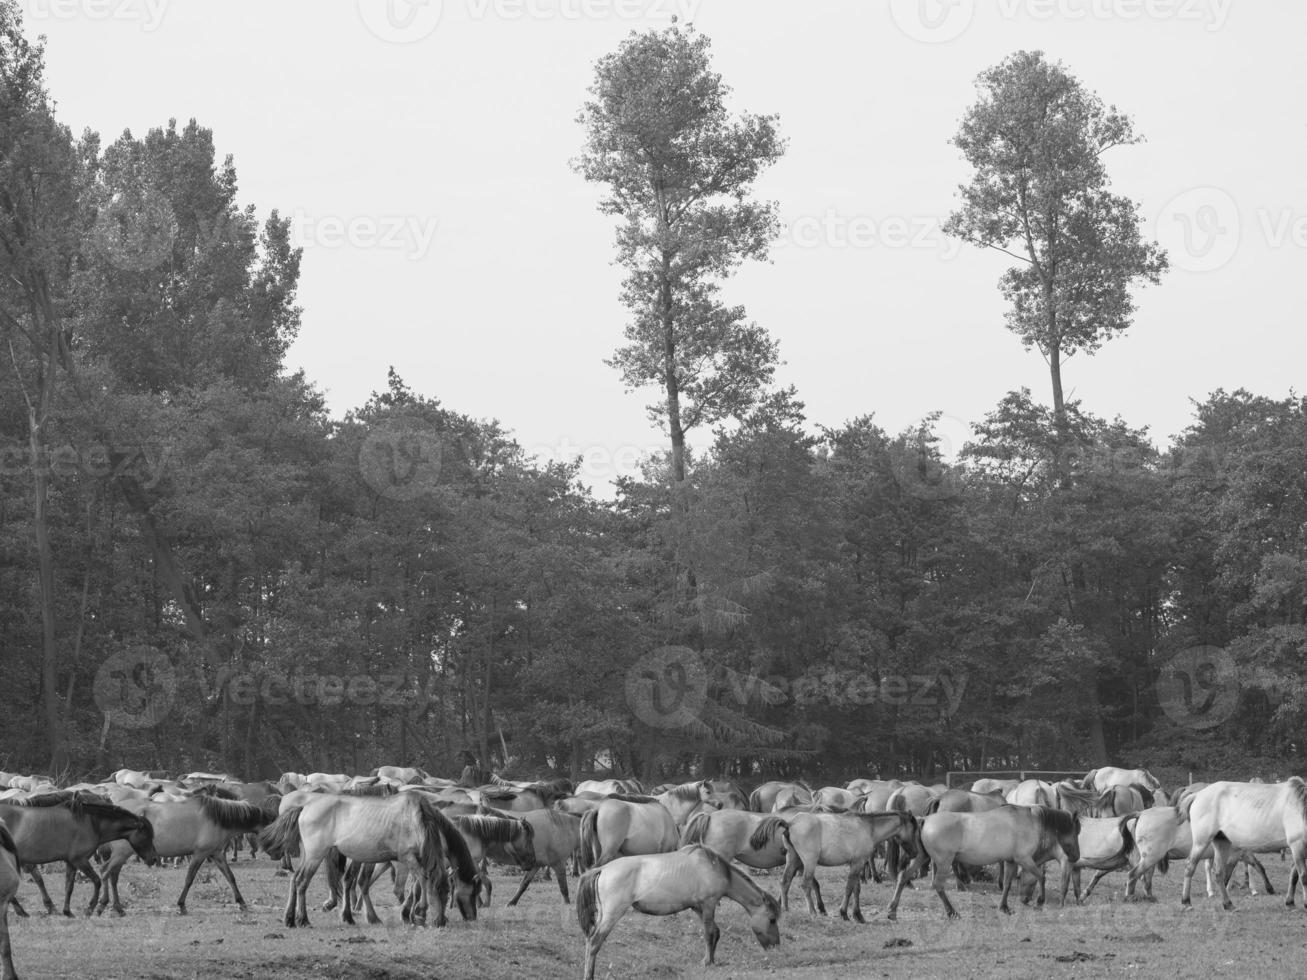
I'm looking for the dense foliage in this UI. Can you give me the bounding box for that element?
[1,13,1300,782]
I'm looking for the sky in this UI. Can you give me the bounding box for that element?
[23,0,1307,493]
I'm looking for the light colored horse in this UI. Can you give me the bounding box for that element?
[970,778,1019,796]
[575,778,643,796]
[579,798,680,868]
[96,794,272,915]
[261,791,480,927]
[576,844,780,980]
[780,810,920,921]
[372,766,427,784]
[888,805,1081,919]
[749,781,811,812]
[811,786,861,810]
[846,777,894,795]
[681,810,792,870]
[1179,779,1307,910]
[1084,767,1161,794]
[1092,807,1272,902]
[1005,779,1056,807]
[1058,815,1136,902]
[922,788,1009,888]
[500,808,582,906]
[1,821,19,980]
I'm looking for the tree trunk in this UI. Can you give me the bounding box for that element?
[30,410,65,771]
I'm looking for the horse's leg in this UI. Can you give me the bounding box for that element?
[59,863,77,918]
[583,902,626,980]
[779,848,799,912]
[175,853,210,915]
[1083,867,1112,901]
[886,848,926,921]
[699,899,722,966]
[1180,847,1203,907]
[72,858,102,917]
[931,851,959,919]
[839,864,864,923]
[359,868,382,926]
[27,867,56,915]
[295,855,324,927]
[1248,854,1275,896]
[553,860,570,903]
[210,851,248,912]
[106,860,126,916]
[507,866,538,907]
[1209,839,1235,911]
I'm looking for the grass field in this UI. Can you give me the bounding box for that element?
[4,853,1303,979]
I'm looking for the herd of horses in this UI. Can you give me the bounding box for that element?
[1,763,1306,979]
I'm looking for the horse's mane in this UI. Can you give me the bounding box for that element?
[661,782,704,803]
[453,814,533,846]
[605,793,659,804]
[417,798,480,888]
[692,844,779,912]
[1287,776,1307,823]
[339,783,396,797]
[192,783,238,800]
[1034,805,1078,837]
[196,794,271,832]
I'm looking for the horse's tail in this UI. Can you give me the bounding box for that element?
[748,816,786,852]
[748,787,764,812]
[324,847,346,895]
[1176,793,1197,826]
[259,805,303,859]
[681,811,710,846]
[579,808,599,871]
[924,796,942,817]
[576,869,600,938]
[1116,814,1138,867]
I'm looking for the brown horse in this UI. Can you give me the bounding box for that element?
[1,821,18,980]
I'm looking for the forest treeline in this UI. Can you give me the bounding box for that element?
[2,11,1303,782]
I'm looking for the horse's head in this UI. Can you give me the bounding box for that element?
[749,893,782,950]
[128,813,159,866]
[452,872,480,921]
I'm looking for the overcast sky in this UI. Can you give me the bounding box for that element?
[26,0,1306,492]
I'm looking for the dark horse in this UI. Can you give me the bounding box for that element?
[0,792,156,918]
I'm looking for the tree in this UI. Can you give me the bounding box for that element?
[945,51,1167,443]
[574,27,785,490]
[0,3,89,768]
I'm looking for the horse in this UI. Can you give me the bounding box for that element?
[498,808,583,906]
[96,793,275,915]
[1180,779,1307,910]
[1090,807,1273,902]
[920,788,1008,888]
[681,810,792,871]
[0,793,157,918]
[579,798,679,869]
[810,786,860,810]
[472,780,572,813]
[970,778,1020,796]
[1057,814,1136,903]
[261,790,479,927]
[749,781,810,812]
[780,810,920,922]
[576,844,780,980]
[575,778,644,797]
[344,813,530,922]
[887,805,1080,919]
[1,822,19,980]
[373,766,428,785]
[1084,767,1161,795]
[1005,779,1056,807]
[846,777,892,795]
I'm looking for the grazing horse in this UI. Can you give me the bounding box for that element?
[261,791,479,927]
[0,793,156,918]
[1180,779,1307,910]
[681,811,793,871]
[781,810,920,922]
[576,844,781,980]
[888,805,1081,919]
[1,822,19,980]
[96,794,275,915]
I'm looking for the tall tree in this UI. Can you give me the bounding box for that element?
[574,27,785,490]
[945,51,1167,444]
[0,3,88,768]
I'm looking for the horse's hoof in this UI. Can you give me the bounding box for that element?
[1223,901,1235,911]
[62,910,74,919]
[947,911,960,920]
